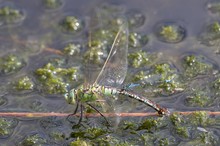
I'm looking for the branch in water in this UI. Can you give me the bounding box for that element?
[0,111,219,118]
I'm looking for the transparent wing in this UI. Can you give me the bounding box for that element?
[94,20,128,87]
[82,6,116,85]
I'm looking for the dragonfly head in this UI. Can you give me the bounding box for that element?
[64,89,76,105]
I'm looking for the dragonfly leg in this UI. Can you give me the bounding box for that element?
[73,101,79,114]
[86,102,111,127]
[67,101,79,123]
[77,104,84,125]
[71,104,86,129]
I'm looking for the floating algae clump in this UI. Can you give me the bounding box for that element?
[35,63,79,94]
[0,54,25,75]
[14,76,34,91]
[60,16,83,34]
[0,5,25,26]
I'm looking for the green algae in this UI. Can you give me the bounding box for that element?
[43,0,63,9]
[197,132,218,146]
[14,76,34,91]
[35,63,79,94]
[132,63,184,95]
[70,138,92,146]
[171,111,216,127]
[179,132,219,146]
[128,50,151,68]
[122,121,138,131]
[210,76,220,96]
[160,26,179,41]
[63,42,81,56]
[154,63,172,79]
[137,118,158,131]
[48,130,65,144]
[183,55,213,78]
[131,71,147,82]
[129,32,148,48]
[0,118,17,138]
[174,126,190,139]
[169,113,190,139]
[185,90,211,107]
[71,127,107,139]
[138,132,177,146]
[60,16,83,34]
[64,112,220,145]
[20,133,48,146]
[188,111,213,126]
[155,23,185,43]
[137,117,168,132]
[170,113,185,126]
[83,47,105,65]
[209,21,220,33]
[0,5,24,26]
[158,138,169,146]
[83,26,121,65]
[168,112,219,141]
[0,54,25,75]
[199,21,220,46]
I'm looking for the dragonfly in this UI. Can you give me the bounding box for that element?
[64,18,169,125]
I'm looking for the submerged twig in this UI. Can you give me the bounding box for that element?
[44,47,63,55]
[0,111,219,118]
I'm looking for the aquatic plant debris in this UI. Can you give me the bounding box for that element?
[43,0,63,9]
[155,22,186,43]
[13,76,34,91]
[60,16,83,33]
[35,63,79,94]
[0,54,25,75]
[0,5,25,26]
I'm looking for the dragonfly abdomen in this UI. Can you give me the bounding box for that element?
[94,86,169,115]
[117,88,169,115]
[100,86,118,96]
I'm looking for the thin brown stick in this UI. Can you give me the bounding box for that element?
[0,111,220,118]
[44,47,63,55]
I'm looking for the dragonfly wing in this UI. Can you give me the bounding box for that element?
[82,6,115,85]
[94,20,128,87]
[90,90,114,114]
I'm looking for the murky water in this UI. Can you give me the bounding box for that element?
[0,0,220,145]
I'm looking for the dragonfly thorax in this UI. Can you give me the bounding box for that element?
[79,85,101,103]
[64,85,103,105]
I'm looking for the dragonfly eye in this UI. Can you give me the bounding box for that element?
[64,89,76,105]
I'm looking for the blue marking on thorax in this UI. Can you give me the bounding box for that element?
[123,83,140,90]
